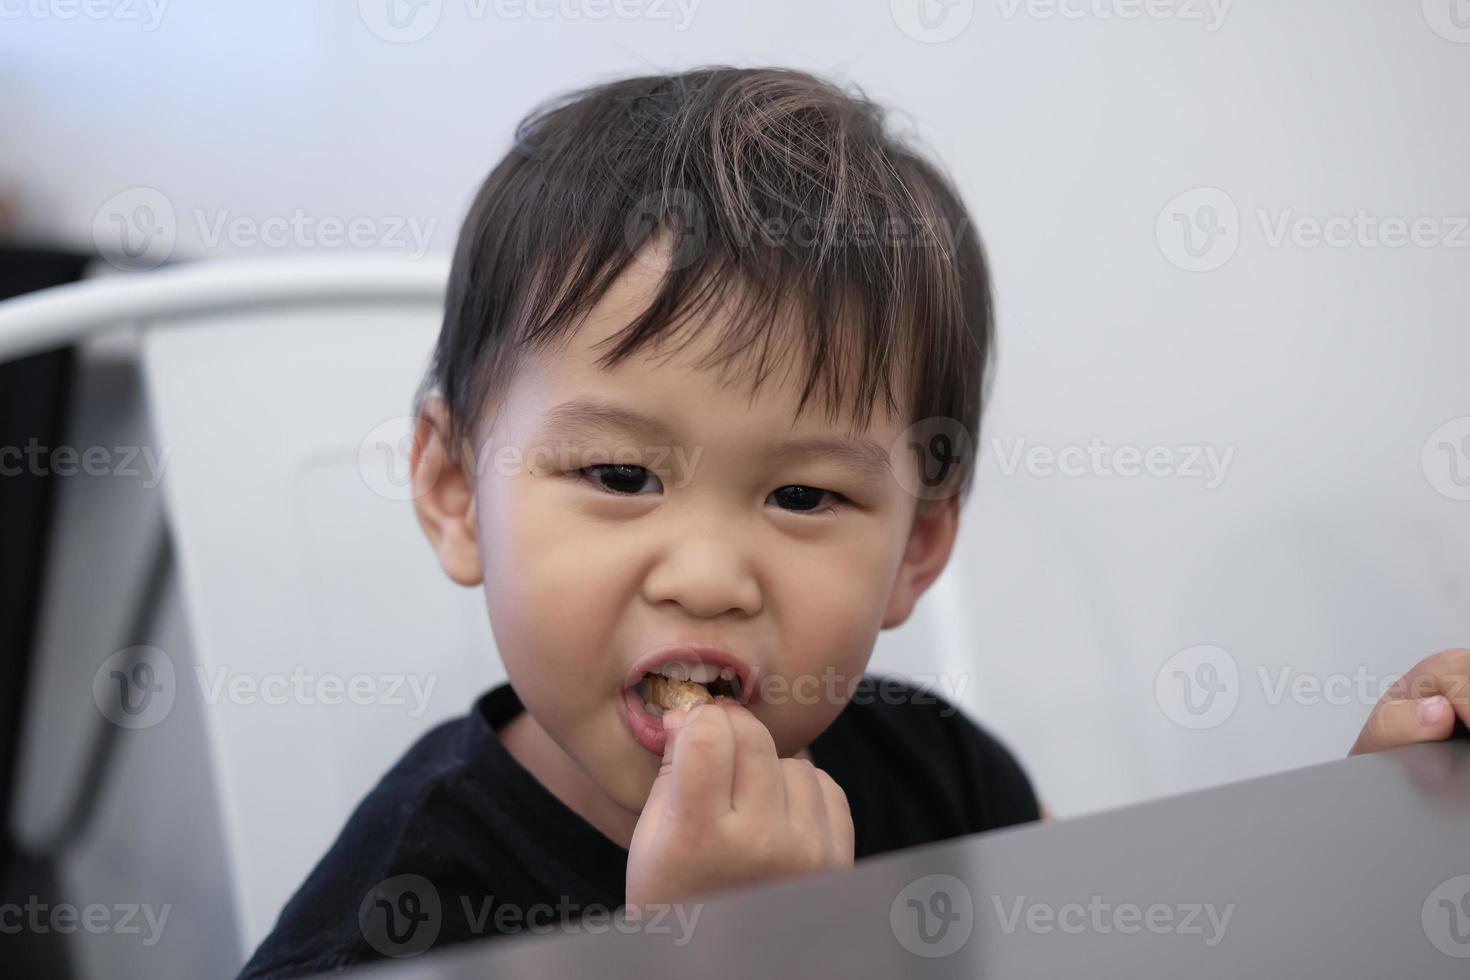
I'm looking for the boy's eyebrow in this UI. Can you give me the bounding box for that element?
[537,398,677,443]
[765,435,892,482]
[537,397,891,479]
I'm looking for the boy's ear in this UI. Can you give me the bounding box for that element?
[882,493,961,629]
[410,396,484,587]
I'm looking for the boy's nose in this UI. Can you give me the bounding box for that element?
[639,525,763,619]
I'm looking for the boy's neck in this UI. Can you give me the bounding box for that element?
[495,704,813,852]
[496,709,641,848]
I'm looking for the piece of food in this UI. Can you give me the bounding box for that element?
[646,674,715,712]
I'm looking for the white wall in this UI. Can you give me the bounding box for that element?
[4,0,1467,836]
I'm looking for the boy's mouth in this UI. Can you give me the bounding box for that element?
[621,647,757,755]
[635,663,744,716]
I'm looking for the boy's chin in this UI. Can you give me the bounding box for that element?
[593,754,661,815]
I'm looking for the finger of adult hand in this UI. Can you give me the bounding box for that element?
[1384,649,1470,723]
[1349,696,1455,756]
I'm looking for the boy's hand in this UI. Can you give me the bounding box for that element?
[1348,647,1470,756]
[625,699,854,912]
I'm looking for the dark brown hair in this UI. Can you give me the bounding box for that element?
[419,65,994,503]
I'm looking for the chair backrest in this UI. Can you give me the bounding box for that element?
[2,256,967,960]
[3,257,501,951]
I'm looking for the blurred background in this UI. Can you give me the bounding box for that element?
[1,2,1468,977]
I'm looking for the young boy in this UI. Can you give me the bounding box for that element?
[238,66,1469,977]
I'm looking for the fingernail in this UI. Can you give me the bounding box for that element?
[1418,696,1448,727]
[662,707,689,730]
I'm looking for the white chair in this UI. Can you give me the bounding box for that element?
[3,257,500,977]
[2,255,972,978]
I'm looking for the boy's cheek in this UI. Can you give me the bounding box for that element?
[758,699,848,759]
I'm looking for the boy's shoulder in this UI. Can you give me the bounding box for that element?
[236,709,495,978]
[814,673,1040,852]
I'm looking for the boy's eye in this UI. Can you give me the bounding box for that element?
[768,484,845,515]
[580,464,663,495]
[577,467,845,515]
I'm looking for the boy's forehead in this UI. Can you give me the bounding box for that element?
[516,252,909,447]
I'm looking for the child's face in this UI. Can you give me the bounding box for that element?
[414,251,959,817]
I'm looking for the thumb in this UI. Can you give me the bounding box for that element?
[638,706,693,823]
[637,708,693,822]
[658,706,693,771]
[1350,696,1455,756]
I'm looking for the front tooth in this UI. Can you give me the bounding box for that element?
[661,662,689,681]
[688,663,719,684]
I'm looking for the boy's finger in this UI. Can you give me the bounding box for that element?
[719,700,786,817]
[815,769,855,861]
[661,703,736,818]
[1349,696,1455,756]
[779,757,829,842]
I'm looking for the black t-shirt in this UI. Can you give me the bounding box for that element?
[237,674,1039,978]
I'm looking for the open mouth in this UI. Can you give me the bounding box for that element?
[634,662,744,716]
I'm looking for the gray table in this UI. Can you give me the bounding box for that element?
[350,739,1470,978]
